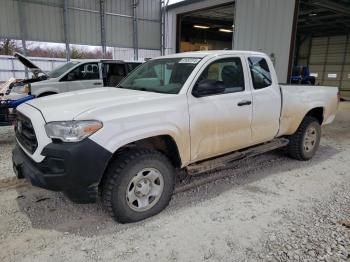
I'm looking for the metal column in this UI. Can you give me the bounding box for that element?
[100,0,107,58]
[339,35,349,91]
[18,0,28,77]
[133,0,139,61]
[160,0,164,55]
[63,0,70,61]
[161,0,170,55]
[321,37,330,83]
[306,35,313,67]
[287,0,300,83]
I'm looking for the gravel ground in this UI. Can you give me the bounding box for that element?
[0,102,349,262]
[0,126,15,180]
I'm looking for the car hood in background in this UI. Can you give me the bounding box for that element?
[14,52,48,77]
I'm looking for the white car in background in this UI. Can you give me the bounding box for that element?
[4,53,142,99]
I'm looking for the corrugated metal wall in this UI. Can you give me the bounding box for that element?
[164,0,233,55]
[0,0,21,40]
[297,35,350,99]
[112,48,160,61]
[0,55,67,81]
[0,0,161,49]
[233,0,295,82]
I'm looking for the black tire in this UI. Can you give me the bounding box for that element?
[286,116,321,161]
[102,148,175,223]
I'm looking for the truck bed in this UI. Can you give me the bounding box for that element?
[278,84,339,136]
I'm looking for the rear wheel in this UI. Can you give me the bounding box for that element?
[102,148,175,223]
[286,116,321,160]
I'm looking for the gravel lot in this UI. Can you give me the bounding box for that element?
[0,102,349,262]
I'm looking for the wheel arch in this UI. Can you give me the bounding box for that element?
[103,134,183,172]
[37,91,57,97]
[304,107,324,124]
[98,134,182,193]
[279,105,325,136]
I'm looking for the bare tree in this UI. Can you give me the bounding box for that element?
[0,38,21,55]
[0,39,112,59]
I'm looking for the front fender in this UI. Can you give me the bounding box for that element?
[32,86,62,96]
[89,122,191,168]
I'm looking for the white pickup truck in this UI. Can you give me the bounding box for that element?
[12,51,339,223]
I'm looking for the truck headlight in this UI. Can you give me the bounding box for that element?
[45,120,103,142]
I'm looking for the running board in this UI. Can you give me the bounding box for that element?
[186,138,289,175]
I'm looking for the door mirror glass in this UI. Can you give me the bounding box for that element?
[193,79,226,97]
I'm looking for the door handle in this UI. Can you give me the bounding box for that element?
[93,82,102,85]
[237,100,252,106]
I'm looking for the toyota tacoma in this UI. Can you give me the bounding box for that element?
[12,51,339,223]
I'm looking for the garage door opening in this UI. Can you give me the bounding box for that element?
[294,0,350,100]
[176,3,234,53]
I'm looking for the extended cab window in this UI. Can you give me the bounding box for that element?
[195,57,245,95]
[63,63,99,81]
[248,57,272,89]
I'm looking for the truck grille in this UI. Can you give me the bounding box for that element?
[15,112,38,154]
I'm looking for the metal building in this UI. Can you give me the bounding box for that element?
[164,0,349,96]
[1,0,349,97]
[164,0,296,82]
[294,0,350,100]
[0,0,161,60]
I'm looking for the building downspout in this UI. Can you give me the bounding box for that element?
[133,0,139,61]
[161,0,170,55]
[100,0,107,58]
[18,0,28,78]
[63,0,70,61]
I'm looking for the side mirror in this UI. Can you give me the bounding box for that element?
[192,79,225,97]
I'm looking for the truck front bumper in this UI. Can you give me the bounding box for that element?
[12,139,112,203]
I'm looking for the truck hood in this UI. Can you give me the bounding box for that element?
[14,52,48,77]
[25,87,172,122]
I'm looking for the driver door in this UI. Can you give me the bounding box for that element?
[187,56,253,162]
[62,62,103,91]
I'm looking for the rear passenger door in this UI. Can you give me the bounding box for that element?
[247,56,281,144]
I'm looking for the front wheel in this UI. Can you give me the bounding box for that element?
[286,116,321,160]
[102,148,175,223]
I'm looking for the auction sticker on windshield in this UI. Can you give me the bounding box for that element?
[178,58,201,64]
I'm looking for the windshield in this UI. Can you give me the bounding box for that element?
[118,58,201,94]
[48,61,80,78]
